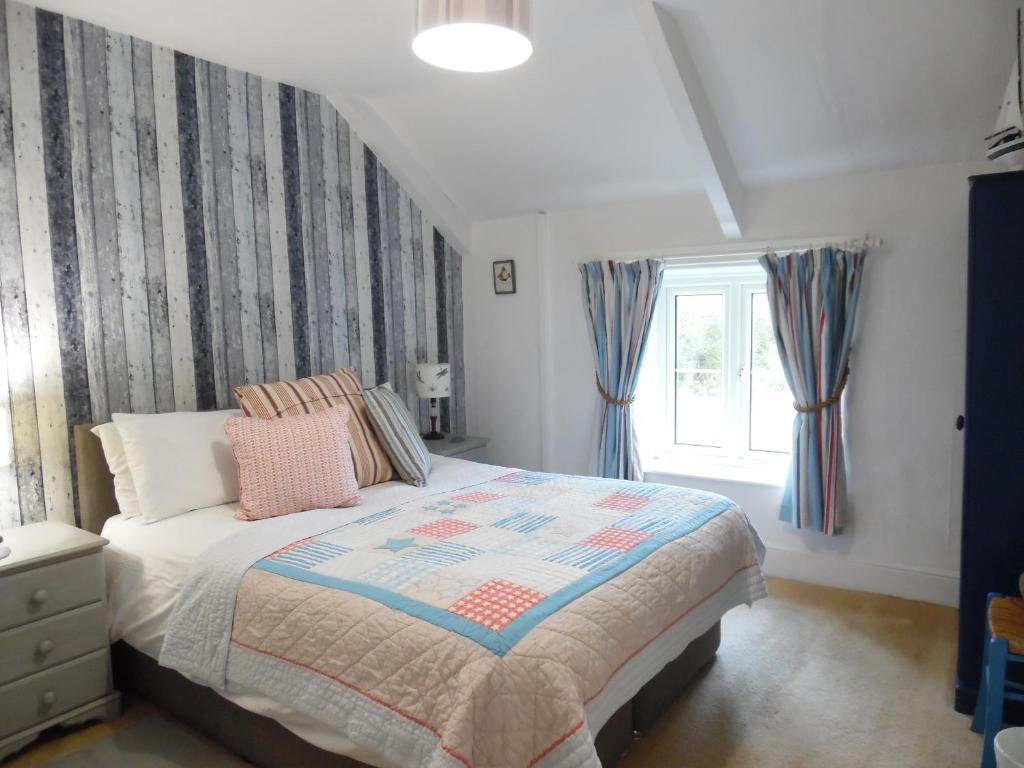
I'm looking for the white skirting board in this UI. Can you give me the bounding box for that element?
[762,546,959,607]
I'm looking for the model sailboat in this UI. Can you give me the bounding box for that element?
[986,8,1024,169]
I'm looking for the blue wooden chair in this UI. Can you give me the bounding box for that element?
[972,593,1024,768]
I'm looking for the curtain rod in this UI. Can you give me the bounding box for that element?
[585,235,884,265]
[764,236,883,256]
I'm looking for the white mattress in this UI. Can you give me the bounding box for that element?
[102,455,752,767]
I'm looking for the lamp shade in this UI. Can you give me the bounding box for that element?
[416,364,451,398]
[413,0,532,73]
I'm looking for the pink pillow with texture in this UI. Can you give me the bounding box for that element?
[226,407,361,521]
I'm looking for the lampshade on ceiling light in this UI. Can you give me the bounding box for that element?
[413,0,532,73]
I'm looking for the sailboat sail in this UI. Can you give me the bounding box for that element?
[986,9,1024,169]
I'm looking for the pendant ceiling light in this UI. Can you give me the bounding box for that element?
[413,0,532,73]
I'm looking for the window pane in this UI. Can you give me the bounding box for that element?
[749,292,791,453]
[674,293,725,447]
[675,294,723,370]
[675,372,724,447]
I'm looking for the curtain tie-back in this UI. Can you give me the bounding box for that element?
[595,373,635,407]
[793,368,849,414]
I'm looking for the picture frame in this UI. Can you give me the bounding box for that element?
[492,259,516,294]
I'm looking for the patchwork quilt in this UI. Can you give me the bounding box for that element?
[162,464,766,768]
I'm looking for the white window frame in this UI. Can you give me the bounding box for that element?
[639,261,789,485]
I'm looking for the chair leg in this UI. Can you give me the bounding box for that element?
[973,598,996,734]
[980,638,1008,768]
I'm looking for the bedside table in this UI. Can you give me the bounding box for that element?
[0,521,121,761]
[427,435,490,463]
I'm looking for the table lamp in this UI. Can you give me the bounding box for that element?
[416,363,450,440]
[0,406,11,560]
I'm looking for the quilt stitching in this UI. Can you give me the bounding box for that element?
[404,541,483,567]
[410,519,479,539]
[450,491,505,504]
[491,511,557,534]
[230,560,761,768]
[544,543,623,572]
[610,511,679,535]
[581,527,651,551]
[418,499,468,515]
[229,637,474,768]
[251,478,737,656]
[494,471,553,486]
[448,579,548,631]
[594,492,652,513]
[361,557,440,589]
[351,508,400,526]
[265,539,353,569]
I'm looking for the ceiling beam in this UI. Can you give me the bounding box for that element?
[634,1,743,238]
[328,93,472,256]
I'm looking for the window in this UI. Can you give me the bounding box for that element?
[636,262,790,483]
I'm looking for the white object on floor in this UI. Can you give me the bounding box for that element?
[997,728,1024,768]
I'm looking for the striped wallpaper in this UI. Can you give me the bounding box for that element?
[0,0,466,528]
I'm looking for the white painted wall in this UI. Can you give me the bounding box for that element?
[466,215,544,471]
[465,161,994,606]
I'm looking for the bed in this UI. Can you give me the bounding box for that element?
[74,423,766,768]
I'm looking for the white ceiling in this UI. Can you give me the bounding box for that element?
[27,0,1020,221]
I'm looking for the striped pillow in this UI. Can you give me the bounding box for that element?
[232,368,394,488]
[363,384,432,487]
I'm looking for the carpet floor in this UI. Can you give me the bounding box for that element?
[619,578,981,768]
[8,577,981,768]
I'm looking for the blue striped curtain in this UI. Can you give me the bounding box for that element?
[759,247,867,535]
[579,259,665,480]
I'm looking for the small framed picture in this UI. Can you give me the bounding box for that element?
[493,259,516,294]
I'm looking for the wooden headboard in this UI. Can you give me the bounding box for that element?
[73,423,117,534]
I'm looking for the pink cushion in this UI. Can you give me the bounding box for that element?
[226,407,361,521]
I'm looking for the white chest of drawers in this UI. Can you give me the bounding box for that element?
[0,521,120,761]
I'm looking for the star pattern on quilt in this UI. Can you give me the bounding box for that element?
[377,537,418,553]
[448,579,547,631]
[419,500,465,515]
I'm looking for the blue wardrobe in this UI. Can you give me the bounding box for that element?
[955,170,1024,715]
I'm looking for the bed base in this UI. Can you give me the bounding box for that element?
[112,622,719,768]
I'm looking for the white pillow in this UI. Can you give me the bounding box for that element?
[90,422,140,519]
[113,410,242,524]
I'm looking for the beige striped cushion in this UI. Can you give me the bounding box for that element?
[232,368,394,488]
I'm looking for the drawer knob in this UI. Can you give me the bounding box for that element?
[41,690,57,706]
[37,639,55,655]
[31,588,50,604]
